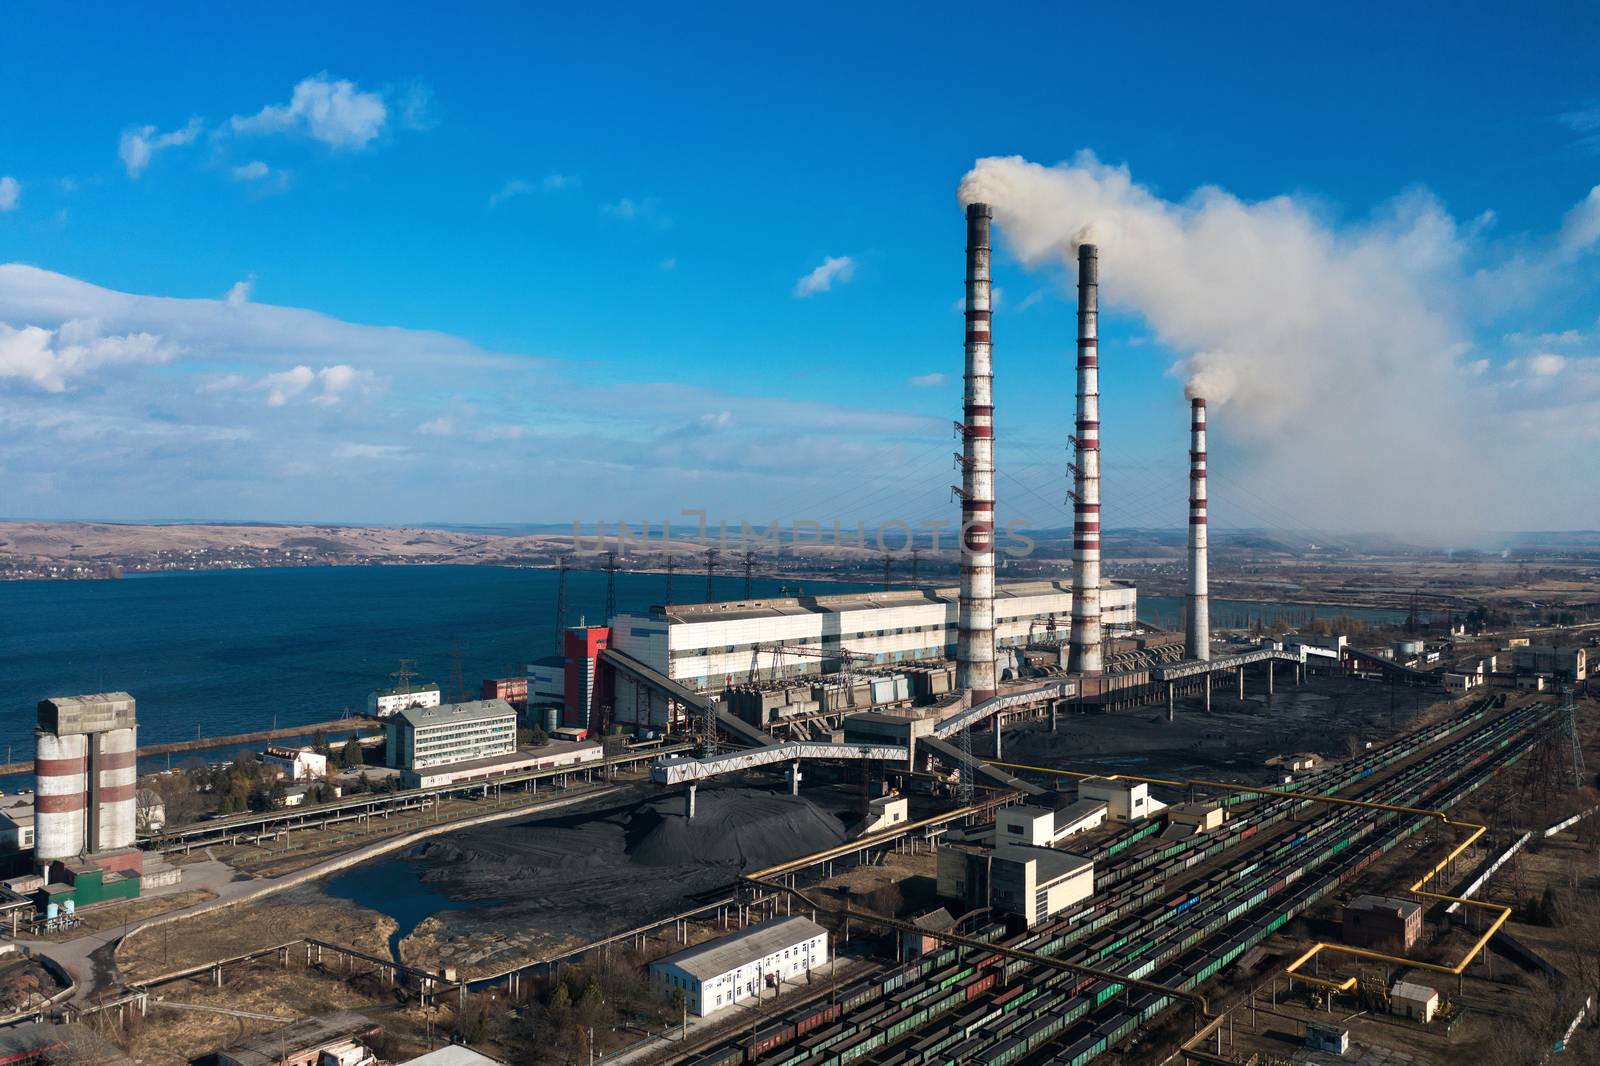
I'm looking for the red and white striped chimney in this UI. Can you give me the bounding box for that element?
[1068,244,1103,676]
[1186,398,1211,661]
[957,202,997,703]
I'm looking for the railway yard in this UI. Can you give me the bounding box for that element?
[660,691,1596,1066]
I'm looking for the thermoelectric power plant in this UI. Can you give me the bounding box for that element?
[590,200,1304,754]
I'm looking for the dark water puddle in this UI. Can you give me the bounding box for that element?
[323,850,502,965]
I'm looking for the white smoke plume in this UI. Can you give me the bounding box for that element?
[956,153,1590,532]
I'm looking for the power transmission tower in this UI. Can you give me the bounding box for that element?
[1562,685,1586,788]
[882,552,892,592]
[604,550,618,621]
[555,555,570,652]
[909,547,922,586]
[742,551,757,600]
[705,548,720,602]
[390,659,418,696]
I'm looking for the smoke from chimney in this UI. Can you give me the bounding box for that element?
[956,202,997,702]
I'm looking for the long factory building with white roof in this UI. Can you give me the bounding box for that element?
[609,578,1136,693]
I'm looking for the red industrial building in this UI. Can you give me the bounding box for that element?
[563,626,612,736]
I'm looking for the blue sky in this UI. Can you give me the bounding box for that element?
[2,2,1598,533]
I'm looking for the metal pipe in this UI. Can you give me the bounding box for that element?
[1186,397,1210,662]
[957,202,997,702]
[1069,244,1102,676]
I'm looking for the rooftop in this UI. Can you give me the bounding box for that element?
[634,577,1135,626]
[1053,796,1108,821]
[373,682,441,698]
[1348,894,1422,919]
[992,843,1094,883]
[653,916,826,981]
[1390,980,1438,1002]
[399,1047,507,1066]
[393,698,516,729]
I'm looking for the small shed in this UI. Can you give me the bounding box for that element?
[1390,980,1439,1023]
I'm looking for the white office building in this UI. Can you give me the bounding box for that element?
[369,683,442,718]
[649,916,828,1018]
[610,578,1137,694]
[385,700,517,772]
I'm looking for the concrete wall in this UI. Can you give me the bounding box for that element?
[96,726,137,851]
[33,731,87,864]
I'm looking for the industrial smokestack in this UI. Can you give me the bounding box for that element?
[1186,397,1210,661]
[956,202,997,703]
[1068,244,1103,676]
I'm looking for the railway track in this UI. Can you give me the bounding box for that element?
[681,696,1552,1066]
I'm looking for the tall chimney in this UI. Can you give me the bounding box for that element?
[1068,244,1103,676]
[956,202,997,703]
[1186,397,1210,661]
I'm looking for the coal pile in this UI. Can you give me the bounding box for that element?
[626,790,847,869]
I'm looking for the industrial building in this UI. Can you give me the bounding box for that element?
[1167,801,1226,834]
[0,794,34,853]
[1389,980,1440,1023]
[996,795,1107,846]
[605,580,1136,728]
[1078,777,1160,823]
[1342,894,1423,952]
[384,699,518,773]
[480,676,528,710]
[938,843,1095,927]
[262,745,327,781]
[649,916,829,1018]
[368,682,441,717]
[400,739,602,789]
[1511,645,1587,682]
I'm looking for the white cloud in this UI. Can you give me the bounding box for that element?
[419,416,455,436]
[659,257,678,272]
[397,82,436,132]
[333,442,409,461]
[1517,353,1567,377]
[230,74,387,150]
[258,363,375,407]
[231,161,270,181]
[908,372,948,387]
[225,277,254,307]
[119,119,202,178]
[793,255,856,298]
[490,173,579,207]
[601,196,667,227]
[0,176,19,211]
[0,319,175,392]
[488,179,532,208]
[1557,184,1600,257]
[1017,289,1046,311]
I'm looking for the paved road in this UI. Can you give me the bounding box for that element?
[17,785,619,1004]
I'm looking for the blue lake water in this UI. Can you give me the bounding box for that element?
[0,565,865,763]
[0,565,1406,764]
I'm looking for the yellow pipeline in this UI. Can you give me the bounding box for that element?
[985,746,1518,996]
